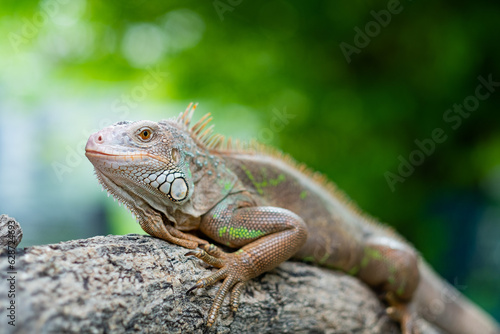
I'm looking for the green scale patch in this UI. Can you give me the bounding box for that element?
[218,226,266,240]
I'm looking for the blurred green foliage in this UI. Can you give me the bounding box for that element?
[1,0,499,320]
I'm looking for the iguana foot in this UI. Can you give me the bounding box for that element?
[186,245,254,327]
[385,293,419,334]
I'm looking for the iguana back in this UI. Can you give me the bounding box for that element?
[222,150,382,271]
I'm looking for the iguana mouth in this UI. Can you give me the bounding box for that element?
[85,150,146,161]
[85,150,119,157]
[86,150,174,166]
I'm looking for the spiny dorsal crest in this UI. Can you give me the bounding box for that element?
[176,103,337,199]
[176,102,248,151]
[176,103,388,232]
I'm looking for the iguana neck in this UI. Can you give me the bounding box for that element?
[183,143,239,218]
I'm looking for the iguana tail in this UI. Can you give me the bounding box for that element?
[415,261,500,334]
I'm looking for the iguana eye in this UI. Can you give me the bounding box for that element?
[138,128,153,141]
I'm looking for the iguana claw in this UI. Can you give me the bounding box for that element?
[186,246,253,327]
[385,293,418,334]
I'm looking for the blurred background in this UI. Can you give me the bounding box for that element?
[0,0,499,320]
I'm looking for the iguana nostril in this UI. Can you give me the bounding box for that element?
[84,131,106,154]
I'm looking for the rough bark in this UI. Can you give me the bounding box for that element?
[0,233,442,334]
[0,215,23,248]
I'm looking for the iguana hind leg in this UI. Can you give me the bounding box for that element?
[357,236,420,334]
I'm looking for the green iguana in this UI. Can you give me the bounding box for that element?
[85,103,500,334]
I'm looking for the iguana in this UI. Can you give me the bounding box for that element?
[85,103,500,334]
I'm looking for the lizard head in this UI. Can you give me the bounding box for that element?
[85,119,195,204]
[85,103,237,230]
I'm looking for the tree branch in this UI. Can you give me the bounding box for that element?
[0,232,442,333]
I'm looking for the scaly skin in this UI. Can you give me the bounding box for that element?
[85,104,500,334]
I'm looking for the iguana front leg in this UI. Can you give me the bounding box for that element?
[137,208,208,249]
[186,194,308,327]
